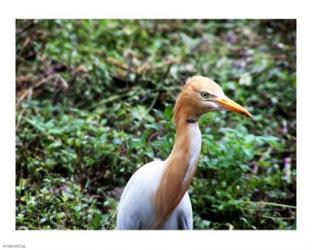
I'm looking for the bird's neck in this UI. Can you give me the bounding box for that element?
[152,115,202,228]
[171,119,202,185]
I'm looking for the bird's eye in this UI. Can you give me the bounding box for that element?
[200,91,210,99]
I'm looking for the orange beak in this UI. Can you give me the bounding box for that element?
[216,96,253,118]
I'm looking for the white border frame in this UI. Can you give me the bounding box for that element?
[1,0,312,249]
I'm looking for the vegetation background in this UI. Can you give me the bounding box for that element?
[16,19,296,230]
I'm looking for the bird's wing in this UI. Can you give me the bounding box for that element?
[116,160,165,229]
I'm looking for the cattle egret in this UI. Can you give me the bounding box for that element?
[116,75,252,229]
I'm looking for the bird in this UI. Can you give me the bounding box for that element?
[116,75,252,230]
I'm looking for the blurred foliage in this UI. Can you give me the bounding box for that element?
[16,19,296,230]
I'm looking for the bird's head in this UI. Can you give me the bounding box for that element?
[173,75,252,124]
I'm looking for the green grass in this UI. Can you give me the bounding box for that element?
[16,19,296,230]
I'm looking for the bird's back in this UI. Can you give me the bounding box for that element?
[116,160,193,230]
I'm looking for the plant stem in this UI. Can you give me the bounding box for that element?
[243,201,296,209]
